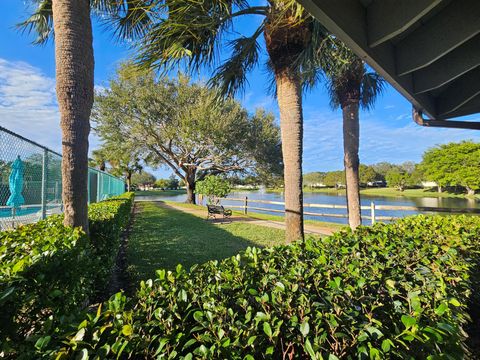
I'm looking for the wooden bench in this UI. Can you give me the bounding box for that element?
[207,204,232,221]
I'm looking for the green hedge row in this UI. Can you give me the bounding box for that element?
[41,214,480,359]
[0,192,134,357]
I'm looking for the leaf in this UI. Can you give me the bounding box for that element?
[449,298,461,307]
[34,336,51,350]
[435,303,448,316]
[381,339,393,353]
[12,259,25,273]
[401,315,416,328]
[193,311,203,322]
[178,289,188,302]
[73,328,86,342]
[78,348,89,360]
[304,339,316,359]
[122,324,133,336]
[263,322,272,337]
[300,320,310,337]
[386,279,395,288]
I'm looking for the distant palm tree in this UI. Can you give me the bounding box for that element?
[20,0,152,231]
[126,0,327,243]
[320,39,385,229]
[90,149,107,171]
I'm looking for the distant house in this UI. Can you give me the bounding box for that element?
[138,183,154,191]
[306,183,326,188]
[421,181,437,188]
[367,181,386,187]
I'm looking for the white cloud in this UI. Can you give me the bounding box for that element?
[0,58,101,154]
[0,58,61,151]
[302,108,480,173]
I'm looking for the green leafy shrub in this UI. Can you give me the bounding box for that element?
[0,192,134,357]
[89,192,135,294]
[195,176,231,204]
[44,215,480,359]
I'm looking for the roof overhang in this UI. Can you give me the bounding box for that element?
[298,0,480,129]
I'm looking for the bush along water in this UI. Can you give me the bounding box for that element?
[38,214,479,359]
[0,192,134,357]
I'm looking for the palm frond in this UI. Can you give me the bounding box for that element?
[18,0,156,45]
[18,0,53,45]
[208,24,263,96]
[360,72,385,110]
[96,0,159,41]
[134,0,265,73]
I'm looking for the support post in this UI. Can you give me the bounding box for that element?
[41,149,48,219]
[244,196,248,215]
[97,171,101,202]
[370,201,376,225]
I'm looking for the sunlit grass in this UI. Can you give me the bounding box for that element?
[127,202,287,281]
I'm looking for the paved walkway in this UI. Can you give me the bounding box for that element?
[146,200,337,236]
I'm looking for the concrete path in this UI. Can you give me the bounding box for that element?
[146,200,337,236]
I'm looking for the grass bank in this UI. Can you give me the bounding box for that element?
[269,186,480,199]
[127,201,285,281]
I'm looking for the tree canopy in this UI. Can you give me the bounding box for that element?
[420,141,480,195]
[93,65,282,203]
[195,175,232,204]
[131,171,156,187]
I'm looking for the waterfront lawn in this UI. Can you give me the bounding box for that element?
[128,202,285,281]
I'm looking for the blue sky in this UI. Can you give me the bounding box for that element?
[1,0,479,179]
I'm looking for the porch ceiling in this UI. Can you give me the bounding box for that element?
[298,0,480,129]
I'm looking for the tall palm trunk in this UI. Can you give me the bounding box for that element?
[52,0,94,232]
[275,70,304,242]
[264,18,311,243]
[342,102,361,229]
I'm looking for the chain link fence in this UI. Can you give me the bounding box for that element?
[0,126,125,230]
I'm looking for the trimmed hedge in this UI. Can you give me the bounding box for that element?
[0,192,134,357]
[42,214,480,359]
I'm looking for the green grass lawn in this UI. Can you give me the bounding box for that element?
[134,189,186,197]
[127,201,286,281]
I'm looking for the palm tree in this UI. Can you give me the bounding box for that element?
[90,149,107,171]
[320,39,385,229]
[127,0,326,243]
[20,0,152,231]
[22,0,94,232]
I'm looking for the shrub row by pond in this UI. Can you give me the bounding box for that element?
[0,192,134,357]
[39,214,479,359]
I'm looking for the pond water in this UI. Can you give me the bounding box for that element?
[136,189,480,224]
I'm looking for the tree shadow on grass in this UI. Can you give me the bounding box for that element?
[127,201,282,282]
